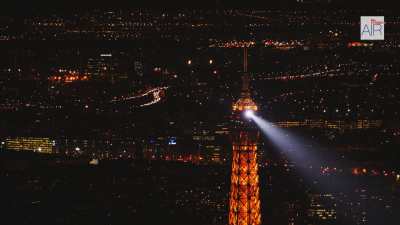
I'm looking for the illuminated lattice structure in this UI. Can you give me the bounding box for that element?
[229,48,261,225]
[229,129,261,225]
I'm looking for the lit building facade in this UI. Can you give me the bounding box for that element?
[307,193,337,224]
[87,53,120,81]
[5,137,53,154]
[229,48,261,225]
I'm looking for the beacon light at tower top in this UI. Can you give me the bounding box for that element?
[244,109,255,118]
[232,97,258,112]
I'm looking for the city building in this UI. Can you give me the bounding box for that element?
[307,193,337,224]
[5,137,54,154]
[87,53,121,81]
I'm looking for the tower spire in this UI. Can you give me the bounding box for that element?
[244,47,248,73]
[241,47,250,98]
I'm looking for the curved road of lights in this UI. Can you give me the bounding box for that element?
[111,86,169,107]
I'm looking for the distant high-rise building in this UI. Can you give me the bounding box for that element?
[87,53,118,80]
[192,121,222,163]
[307,193,337,224]
[134,61,144,77]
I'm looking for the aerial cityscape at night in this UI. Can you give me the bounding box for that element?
[1,1,399,225]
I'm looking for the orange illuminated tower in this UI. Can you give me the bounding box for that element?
[229,48,261,225]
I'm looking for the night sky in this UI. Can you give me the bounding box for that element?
[1,0,399,13]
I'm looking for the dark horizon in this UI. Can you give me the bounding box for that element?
[1,0,399,14]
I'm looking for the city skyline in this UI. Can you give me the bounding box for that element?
[1,5,399,225]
